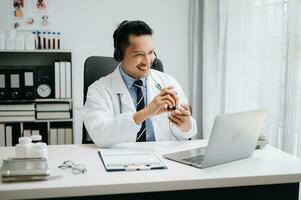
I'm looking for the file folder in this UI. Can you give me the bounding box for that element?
[98,149,167,172]
[5,125,12,146]
[65,62,72,98]
[59,62,66,98]
[0,124,5,146]
[54,62,60,99]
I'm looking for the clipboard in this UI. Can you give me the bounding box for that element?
[98,149,167,172]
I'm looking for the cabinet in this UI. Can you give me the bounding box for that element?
[0,50,73,146]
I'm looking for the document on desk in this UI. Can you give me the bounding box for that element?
[98,149,167,172]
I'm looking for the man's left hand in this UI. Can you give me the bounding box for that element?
[169,104,192,132]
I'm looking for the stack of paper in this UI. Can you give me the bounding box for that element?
[0,104,35,122]
[36,103,71,120]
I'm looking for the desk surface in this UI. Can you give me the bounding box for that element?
[1,140,301,199]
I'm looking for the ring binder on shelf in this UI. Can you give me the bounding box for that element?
[9,72,21,100]
[0,70,8,100]
[22,69,36,100]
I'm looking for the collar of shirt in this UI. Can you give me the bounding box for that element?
[119,65,146,90]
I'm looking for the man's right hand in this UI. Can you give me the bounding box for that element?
[133,86,177,125]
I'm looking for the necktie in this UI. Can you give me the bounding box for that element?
[133,80,146,142]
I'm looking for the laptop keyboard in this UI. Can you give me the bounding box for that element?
[182,155,205,165]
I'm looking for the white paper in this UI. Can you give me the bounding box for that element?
[99,149,166,171]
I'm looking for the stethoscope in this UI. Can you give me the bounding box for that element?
[116,64,180,140]
[116,63,162,115]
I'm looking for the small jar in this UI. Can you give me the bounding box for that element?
[31,143,48,158]
[31,134,42,143]
[15,137,33,158]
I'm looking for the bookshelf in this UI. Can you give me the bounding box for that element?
[0,50,73,146]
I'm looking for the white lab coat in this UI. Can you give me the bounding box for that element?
[83,66,197,147]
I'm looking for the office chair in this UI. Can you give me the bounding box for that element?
[82,56,164,143]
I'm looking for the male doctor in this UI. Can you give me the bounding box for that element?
[83,20,197,147]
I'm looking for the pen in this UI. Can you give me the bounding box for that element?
[124,165,151,171]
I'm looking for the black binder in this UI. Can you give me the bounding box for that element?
[22,68,36,100]
[0,69,8,100]
[8,70,22,100]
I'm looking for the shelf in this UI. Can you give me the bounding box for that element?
[0,119,73,123]
[0,99,73,103]
[36,119,73,122]
[0,119,35,123]
[33,98,73,102]
[0,51,72,66]
[0,49,71,53]
[0,50,74,146]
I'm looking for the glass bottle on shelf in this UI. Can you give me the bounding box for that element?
[37,31,42,49]
[42,31,47,49]
[52,32,56,49]
[56,32,61,50]
[47,32,51,49]
[33,31,38,49]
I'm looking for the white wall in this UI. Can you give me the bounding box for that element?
[0,0,190,143]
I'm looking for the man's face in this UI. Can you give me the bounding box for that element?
[121,34,155,79]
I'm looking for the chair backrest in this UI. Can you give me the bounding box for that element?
[83,56,118,103]
[82,56,164,143]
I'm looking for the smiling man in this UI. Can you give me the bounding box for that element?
[83,20,197,147]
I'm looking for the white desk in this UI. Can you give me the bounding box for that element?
[1,140,301,200]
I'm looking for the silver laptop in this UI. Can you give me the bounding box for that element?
[163,109,267,168]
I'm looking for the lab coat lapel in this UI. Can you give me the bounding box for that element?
[110,67,136,111]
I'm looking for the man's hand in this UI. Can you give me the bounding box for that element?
[146,86,177,116]
[133,86,176,125]
[169,104,192,132]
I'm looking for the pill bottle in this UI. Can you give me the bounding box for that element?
[15,137,33,158]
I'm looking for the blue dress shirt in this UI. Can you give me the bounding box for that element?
[119,66,156,141]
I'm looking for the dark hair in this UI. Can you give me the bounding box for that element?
[113,20,153,61]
